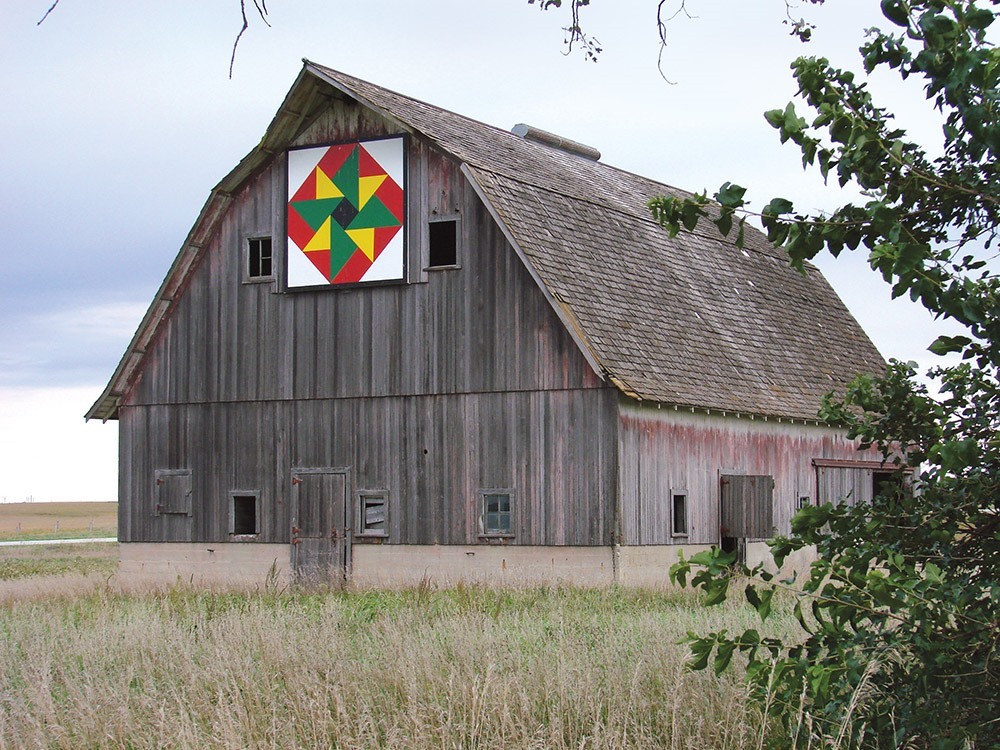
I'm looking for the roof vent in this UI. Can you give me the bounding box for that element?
[511,123,601,162]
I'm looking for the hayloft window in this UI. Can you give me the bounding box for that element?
[230,492,259,536]
[357,491,389,538]
[247,237,273,280]
[872,470,904,500]
[427,218,459,269]
[671,491,688,537]
[480,490,514,537]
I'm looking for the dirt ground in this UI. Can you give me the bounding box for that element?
[0,502,117,537]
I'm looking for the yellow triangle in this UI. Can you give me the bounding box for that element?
[304,217,332,251]
[315,168,343,199]
[358,175,387,208]
[346,228,375,260]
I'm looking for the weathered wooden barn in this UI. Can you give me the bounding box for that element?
[87,62,888,585]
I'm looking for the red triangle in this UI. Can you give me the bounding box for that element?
[317,144,356,182]
[332,249,373,284]
[290,170,317,202]
[306,250,331,281]
[374,178,404,223]
[358,146,387,178]
[372,225,401,260]
[287,206,317,250]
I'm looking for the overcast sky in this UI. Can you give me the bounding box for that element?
[0,0,961,503]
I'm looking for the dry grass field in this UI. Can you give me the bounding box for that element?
[0,581,788,750]
[0,504,796,748]
[0,541,118,583]
[0,501,117,540]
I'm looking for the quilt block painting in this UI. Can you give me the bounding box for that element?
[287,137,405,288]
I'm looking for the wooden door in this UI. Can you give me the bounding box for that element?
[720,474,774,563]
[291,469,349,583]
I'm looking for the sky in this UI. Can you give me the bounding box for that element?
[0,0,963,503]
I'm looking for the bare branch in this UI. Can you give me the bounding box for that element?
[655,1,695,85]
[230,0,271,79]
[36,0,61,26]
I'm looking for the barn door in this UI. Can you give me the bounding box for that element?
[720,474,774,563]
[291,469,349,584]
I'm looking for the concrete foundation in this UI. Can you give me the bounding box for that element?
[117,541,815,589]
[119,542,291,586]
[614,544,714,587]
[351,544,615,587]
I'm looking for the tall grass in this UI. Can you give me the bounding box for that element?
[0,585,794,749]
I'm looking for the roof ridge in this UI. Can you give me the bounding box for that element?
[306,63,790,265]
[305,61,532,148]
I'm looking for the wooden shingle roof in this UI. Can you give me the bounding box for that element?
[308,63,885,420]
[87,62,884,422]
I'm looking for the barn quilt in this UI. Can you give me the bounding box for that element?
[286,137,405,287]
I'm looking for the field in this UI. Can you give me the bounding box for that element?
[0,503,792,749]
[0,501,117,541]
[0,580,788,749]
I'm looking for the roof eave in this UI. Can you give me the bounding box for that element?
[86,65,338,421]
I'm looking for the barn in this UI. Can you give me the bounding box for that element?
[87,62,888,586]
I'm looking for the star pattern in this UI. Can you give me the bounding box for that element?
[287,139,404,285]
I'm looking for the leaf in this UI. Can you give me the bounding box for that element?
[715,182,747,208]
[714,211,733,236]
[763,197,794,217]
[928,335,972,356]
[713,641,737,675]
[764,108,785,128]
[966,8,994,30]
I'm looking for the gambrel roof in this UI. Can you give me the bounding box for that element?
[87,61,884,422]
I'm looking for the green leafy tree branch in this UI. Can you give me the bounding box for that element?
[541,0,999,746]
[646,2,1000,746]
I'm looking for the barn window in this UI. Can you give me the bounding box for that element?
[247,236,273,279]
[872,470,904,500]
[427,218,459,268]
[230,492,259,536]
[155,469,193,516]
[357,491,389,537]
[671,491,688,537]
[480,490,514,537]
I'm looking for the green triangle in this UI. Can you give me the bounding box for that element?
[348,196,401,231]
[291,198,343,232]
[332,147,360,208]
[328,223,358,279]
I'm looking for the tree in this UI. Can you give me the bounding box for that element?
[537,0,998,745]
[638,1,998,747]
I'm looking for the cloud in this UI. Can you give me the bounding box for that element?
[0,301,146,389]
[0,386,118,503]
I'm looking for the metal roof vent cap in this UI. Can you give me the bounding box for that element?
[511,123,601,162]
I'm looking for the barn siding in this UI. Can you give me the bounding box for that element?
[117,94,617,549]
[128,107,602,408]
[118,388,617,546]
[816,463,874,506]
[617,401,885,545]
